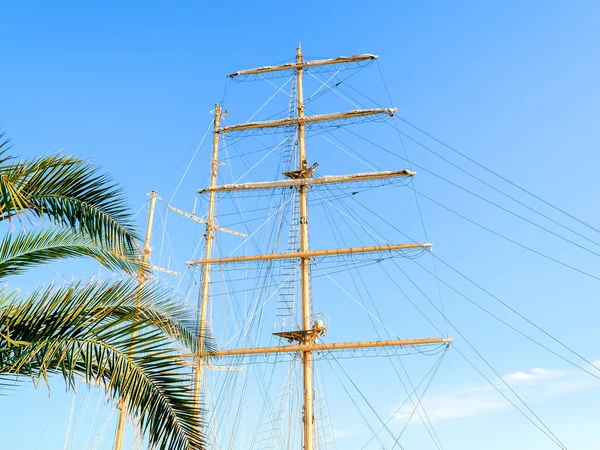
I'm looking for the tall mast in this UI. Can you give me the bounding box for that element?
[192,49,452,449]
[193,104,222,408]
[295,46,315,450]
[114,190,157,450]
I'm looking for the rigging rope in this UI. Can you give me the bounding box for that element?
[326,357,390,449]
[430,254,600,376]
[328,354,406,450]
[318,182,444,450]
[375,60,449,339]
[392,260,568,449]
[314,165,570,448]
[326,175,600,378]
[390,350,447,450]
[317,65,600,255]
[397,115,600,236]
[360,350,446,449]
[343,127,600,276]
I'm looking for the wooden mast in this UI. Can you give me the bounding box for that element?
[114,190,157,450]
[193,104,222,410]
[295,45,315,450]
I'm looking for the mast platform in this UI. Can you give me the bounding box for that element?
[273,320,327,344]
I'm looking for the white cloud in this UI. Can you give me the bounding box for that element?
[393,362,598,424]
[503,367,565,383]
[394,385,509,422]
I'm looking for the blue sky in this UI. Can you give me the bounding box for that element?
[2,1,600,449]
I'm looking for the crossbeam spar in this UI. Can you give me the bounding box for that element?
[218,108,396,134]
[187,243,432,266]
[227,53,378,78]
[168,205,247,237]
[198,169,415,194]
[198,337,452,357]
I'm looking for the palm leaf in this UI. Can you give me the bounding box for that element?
[0,278,212,450]
[0,154,139,252]
[0,228,144,279]
[0,131,13,165]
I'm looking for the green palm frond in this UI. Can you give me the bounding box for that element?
[0,131,13,165]
[0,228,144,279]
[0,278,211,450]
[0,153,139,251]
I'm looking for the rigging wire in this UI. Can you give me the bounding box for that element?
[313,365,338,450]
[233,135,290,184]
[307,71,361,108]
[320,66,600,252]
[331,179,600,379]
[430,254,600,375]
[157,118,213,266]
[377,259,568,449]
[343,127,600,272]
[35,393,64,450]
[248,56,599,276]
[409,256,600,380]
[397,128,600,250]
[306,76,597,427]
[156,76,288,448]
[392,260,568,449]
[306,70,341,103]
[327,353,406,450]
[245,76,293,123]
[390,349,447,450]
[360,350,446,449]
[155,204,182,275]
[166,119,214,206]
[221,123,576,447]
[318,184,444,449]
[311,164,569,448]
[304,65,368,107]
[322,180,600,389]
[210,132,295,448]
[318,192,439,446]
[396,115,600,236]
[413,186,600,281]
[325,357,390,449]
[63,395,76,450]
[82,396,103,450]
[376,59,449,338]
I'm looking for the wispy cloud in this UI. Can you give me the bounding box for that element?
[502,367,565,383]
[394,385,510,421]
[393,362,599,423]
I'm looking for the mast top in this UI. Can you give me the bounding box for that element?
[227,53,378,78]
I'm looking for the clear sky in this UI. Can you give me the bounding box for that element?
[2,1,600,449]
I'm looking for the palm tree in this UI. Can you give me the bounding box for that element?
[0,132,207,450]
